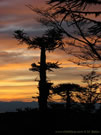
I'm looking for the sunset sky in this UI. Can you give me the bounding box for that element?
[0,0,100,102]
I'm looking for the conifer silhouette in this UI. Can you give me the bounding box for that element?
[51,83,83,109]
[14,28,63,110]
[31,0,101,67]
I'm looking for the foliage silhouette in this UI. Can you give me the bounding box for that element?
[29,0,101,68]
[14,28,64,111]
[51,83,84,109]
[75,69,101,113]
[50,68,101,113]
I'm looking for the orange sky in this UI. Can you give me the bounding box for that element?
[0,0,101,102]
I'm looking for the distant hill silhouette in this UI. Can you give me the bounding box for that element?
[0,101,38,113]
[0,101,100,113]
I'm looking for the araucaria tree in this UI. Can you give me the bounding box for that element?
[14,28,64,111]
[51,83,83,109]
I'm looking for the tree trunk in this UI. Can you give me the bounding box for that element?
[38,46,49,111]
[66,90,71,110]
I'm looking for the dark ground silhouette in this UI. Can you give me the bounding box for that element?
[0,105,101,135]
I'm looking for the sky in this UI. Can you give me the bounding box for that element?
[0,0,101,102]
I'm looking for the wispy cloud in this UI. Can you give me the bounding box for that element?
[0,0,94,102]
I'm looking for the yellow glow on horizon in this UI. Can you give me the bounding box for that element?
[0,85,38,102]
[0,82,35,87]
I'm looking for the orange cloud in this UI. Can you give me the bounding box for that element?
[1,0,99,102]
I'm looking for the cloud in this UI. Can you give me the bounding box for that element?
[0,0,96,102]
[0,0,48,52]
[0,49,40,66]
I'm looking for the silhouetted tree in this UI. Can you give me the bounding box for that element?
[48,0,101,24]
[14,28,64,111]
[46,1,101,111]
[78,70,101,103]
[50,73,101,112]
[74,69,101,112]
[47,0,101,66]
[51,83,83,110]
[28,1,101,67]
